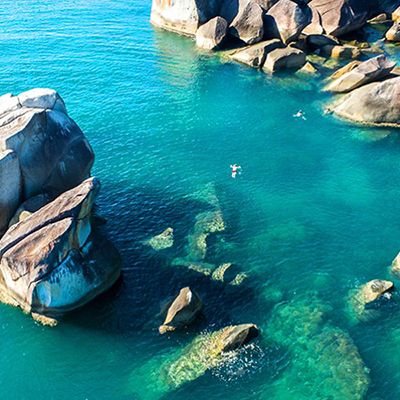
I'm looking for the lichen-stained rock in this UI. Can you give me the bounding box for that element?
[0,178,121,322]
[229,2,264,44]
[0,150,21,234]
[324,55,396,93]
[265,0,311,44]
[150,0,219,35]
[263,46,306,72]
[230,39,284,67]
[386,22,400,41]
[0,89,94,201]
[305,0,368,37]
[196,16,227,50]
[329,60,361,80]
[328,76,400,127]
[159,287,202,334]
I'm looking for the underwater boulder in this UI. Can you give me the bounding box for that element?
[146,227,174,250]
[159,287,202,334]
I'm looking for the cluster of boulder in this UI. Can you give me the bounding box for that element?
[151,0,400,127]
[0,88,121,325]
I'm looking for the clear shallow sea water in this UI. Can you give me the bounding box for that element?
[1,1,400,399]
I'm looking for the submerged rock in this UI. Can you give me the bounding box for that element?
[391,252,400,277]
[324,55,396,93]
[196,17,227,50]
[0,178,121,322]
[266,0,311,44]
[328,76,400,127]
[211,262,233,281]
[263,46,306,72]
[229,2,264,44]
[348,279,394,322]
[265,296,370,399]
[0,88,94,234]
[163,323,259,388]
[146,227,174,250]
[159,287,202,334]
[230,39,284,68]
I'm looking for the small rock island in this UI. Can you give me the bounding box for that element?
[0,88,121,325]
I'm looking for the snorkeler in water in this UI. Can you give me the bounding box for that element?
[230,164,241,178]
[293,110,307,120]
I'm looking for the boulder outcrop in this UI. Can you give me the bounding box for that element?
[324,55,396,93]
[305,0,368,37]
[230,39,284,67]
[229,1,264,44]
[196,16,228,50]
[0,88,94,233]
[386,22,400,41]
[0,178,121,323]
[159,287,202,334]
[266,0,311,44]
[263,46,306,72]
[328,76,400,126]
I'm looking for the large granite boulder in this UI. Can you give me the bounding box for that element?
[229,1,264,44]
[230,39,284,67]
[265,0,311,44]
[320,44,361,60]
[304,0,368,37]
[150,0,219,35]
[0,88,94,233]
[263,46,306,72]
[393,5,400,22]
[328,76,400,126]
[324,55,396,93]
[196,16,227,50]
[0,178,121,324]
[220,0,278,24]
[159,287,202,334]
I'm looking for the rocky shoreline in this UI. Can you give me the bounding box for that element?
[151,0,400,127]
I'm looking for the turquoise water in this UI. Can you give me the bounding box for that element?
[1,1,400,399]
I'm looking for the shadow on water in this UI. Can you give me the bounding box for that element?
[63,181,261,339]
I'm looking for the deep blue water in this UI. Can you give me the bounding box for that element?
[1,1,400,399]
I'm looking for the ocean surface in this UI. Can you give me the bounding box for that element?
[1,1,400,399]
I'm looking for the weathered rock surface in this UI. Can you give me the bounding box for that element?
[0,178,121,321]
[8,193,50,228]
[229,1,264,44]
[328,76,400,126]
[305,0,368,37]
[230,39,284,67]
[305,33,339,49]
[263,46,306,72]
[159,287,202,334]
[220,0,278,25]
[0,88,94,233]
[386,22,400,41]
[321,44,361,59]
[266,0,311,44]
[391,252,400,276]
[146,227,174,250]
[324,55,396,93]
[150,0,219,35]
[196,16,227,50]
[393,6,400,22]
[329,60,361,80]
[297,61,319,74]
[367,13,388,24]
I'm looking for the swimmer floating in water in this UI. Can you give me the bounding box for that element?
[230,164,241,178]
[293,110,307,120]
